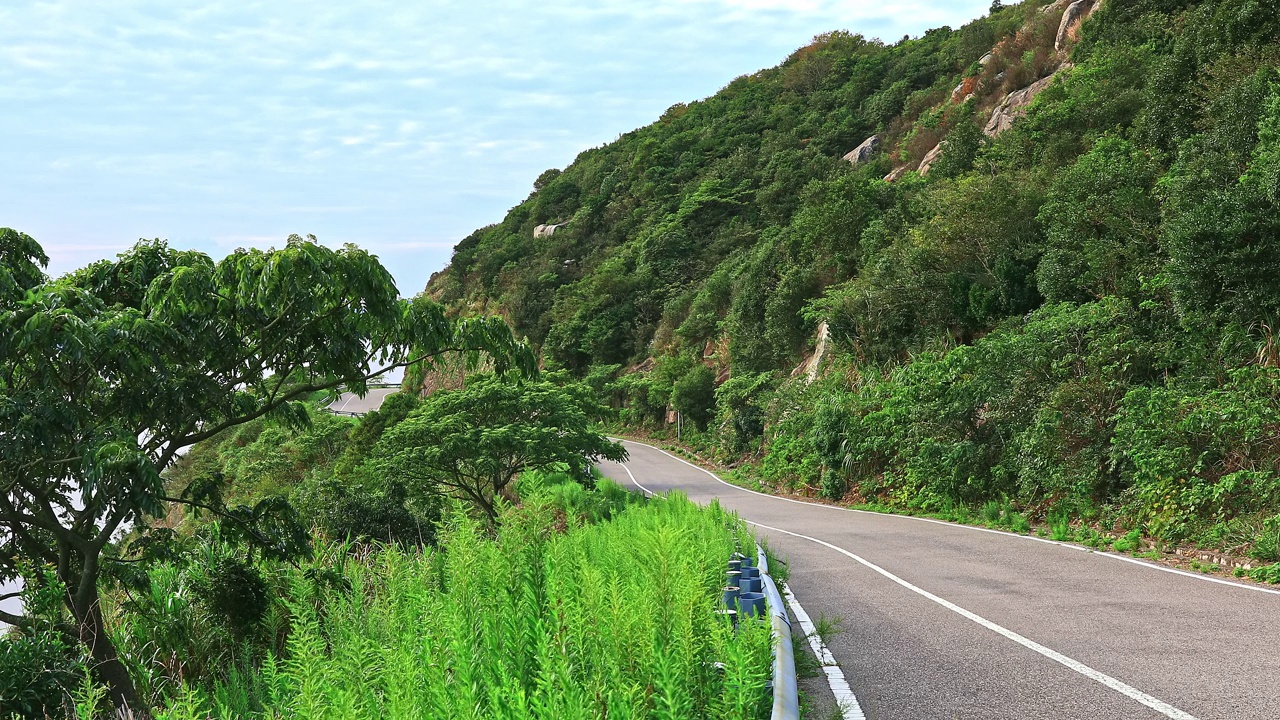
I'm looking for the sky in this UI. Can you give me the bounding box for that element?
[0,0,991,297]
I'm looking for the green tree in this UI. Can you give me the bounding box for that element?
[1163,77,1280,328]
[375,375,626,522]
[0,231,533,715]
[672,364,717,432]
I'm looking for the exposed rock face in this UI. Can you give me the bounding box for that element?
[950,75,978,104]
[790,320,831,384]
[983,69,1066,136]
[1056,0,1099,51]
[804,321,830,383]
[842,135,880,165]
[533,223,564,238]
[884,165,910,183]
[918,141,946,177]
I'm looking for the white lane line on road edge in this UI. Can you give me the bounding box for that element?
[617,458,866,718]
[615,439,1280,598]
[783,583,866,720]
[750,520,1200,720]
[615,461,655,497]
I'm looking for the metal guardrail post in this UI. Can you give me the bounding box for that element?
[757,544,800,720]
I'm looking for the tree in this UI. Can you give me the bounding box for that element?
[0,231,534,715]
[672,364,717,432]
[375,375,627,522]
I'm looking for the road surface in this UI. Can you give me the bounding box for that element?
[326,386,400,415]
[597,439,1280,720]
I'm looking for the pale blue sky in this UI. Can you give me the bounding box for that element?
[1,0,989,296]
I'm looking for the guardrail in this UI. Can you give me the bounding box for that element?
[757,545,799,720]
[723,546,799,720]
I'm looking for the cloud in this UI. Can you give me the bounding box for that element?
[2,0,992,294]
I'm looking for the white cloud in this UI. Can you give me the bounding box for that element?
[1,0,992,294]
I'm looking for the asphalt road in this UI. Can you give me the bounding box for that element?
[326,386,400,415]
[597,439,1280,720]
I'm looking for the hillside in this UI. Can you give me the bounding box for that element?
[428,0,1280,558]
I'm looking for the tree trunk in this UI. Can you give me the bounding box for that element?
[73,592,148,718]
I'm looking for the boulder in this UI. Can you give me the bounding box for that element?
[1055,0,1100,51]
[983,69,1066,136]
[842,135,881,165]
[951,76,978,104]
[918,141,946,177]
[884,165,910,183]
[533,223,565,238]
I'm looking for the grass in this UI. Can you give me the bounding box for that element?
[1235,563,1280,584]
[90,488,773,719]
[813,613,844,646]
[1189,560,1220,574]
[1112,529,1141,553]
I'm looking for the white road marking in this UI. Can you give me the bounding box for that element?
[783,583,866,720]
[615,460,655,497]
[751,520,1200,720]
[614,438,1280,597]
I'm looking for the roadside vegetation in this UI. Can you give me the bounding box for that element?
[430,0,1280,567]
[109,480,768,719]
[6,232,741,718]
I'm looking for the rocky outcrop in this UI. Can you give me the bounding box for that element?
[883,165,910,183]
[1055,0,1099,51]
[983,68,1067,136]
[917,141,946,177]
[950,75,980,104]
[790,320,830,384]
[533,223,565,238]
[842,135,880,165]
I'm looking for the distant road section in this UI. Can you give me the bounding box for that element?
[326,386,400,416]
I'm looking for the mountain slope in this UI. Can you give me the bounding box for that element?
[428,0,1280,556]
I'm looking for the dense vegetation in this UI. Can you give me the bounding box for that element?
[2,354,760,718]
[0,231,536,714]
[430,0,1280,559]
[7,471,769,719]
[136,483,768,720]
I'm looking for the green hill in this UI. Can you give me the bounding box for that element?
[428,0,1280,557]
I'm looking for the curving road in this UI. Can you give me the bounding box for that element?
[325,386,400,416]
[597,439,1280,720]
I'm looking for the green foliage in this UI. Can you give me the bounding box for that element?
[1162,74,1280,329]
[376,375,627,521]
[1035,136,1161,303]
[1114,368,1280,540]
[109,493,770,719]
[0,232,533,713]
[206,557,271,637]
[516,469,639,525]
[672,364,718,432]
[0,567,87,720]
[1242,563,1280,584]
[1250,515,1280,562]
[1112,529,1142,553]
